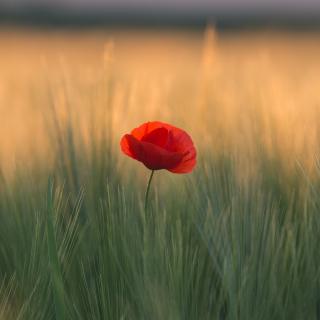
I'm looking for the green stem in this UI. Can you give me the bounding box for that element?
[144,170,155,212]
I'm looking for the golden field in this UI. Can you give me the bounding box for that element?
[2,26,320,319]
[0,27,320,175]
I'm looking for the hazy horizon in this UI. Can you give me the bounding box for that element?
[1,0,320,14]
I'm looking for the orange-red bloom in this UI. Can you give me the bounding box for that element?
[120,121,196,173]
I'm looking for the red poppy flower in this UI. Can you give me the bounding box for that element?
[120,121,196,173]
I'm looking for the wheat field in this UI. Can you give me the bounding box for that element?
[1,28,320,171]
[1,27,320,319]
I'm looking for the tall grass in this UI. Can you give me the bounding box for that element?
[1,28,320,319]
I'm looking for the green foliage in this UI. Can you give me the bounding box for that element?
[1,102,320,320]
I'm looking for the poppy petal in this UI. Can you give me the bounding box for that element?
[168,155,196,173]
[131,121,169,140]
[165,129,197,173]
[121,121,197,173]
[139,141,183,170]
[141,127,169,148]
[120,134,141,160]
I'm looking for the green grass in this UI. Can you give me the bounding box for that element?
[0,115,320,320]
[1,40,320,317]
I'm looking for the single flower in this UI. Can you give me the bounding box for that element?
[120,121,196,173]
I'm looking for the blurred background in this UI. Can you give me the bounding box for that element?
[0,0,320,174]
[2,3,320,320]
[1,0,320,27]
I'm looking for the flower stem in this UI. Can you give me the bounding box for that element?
[144,170,155,212]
